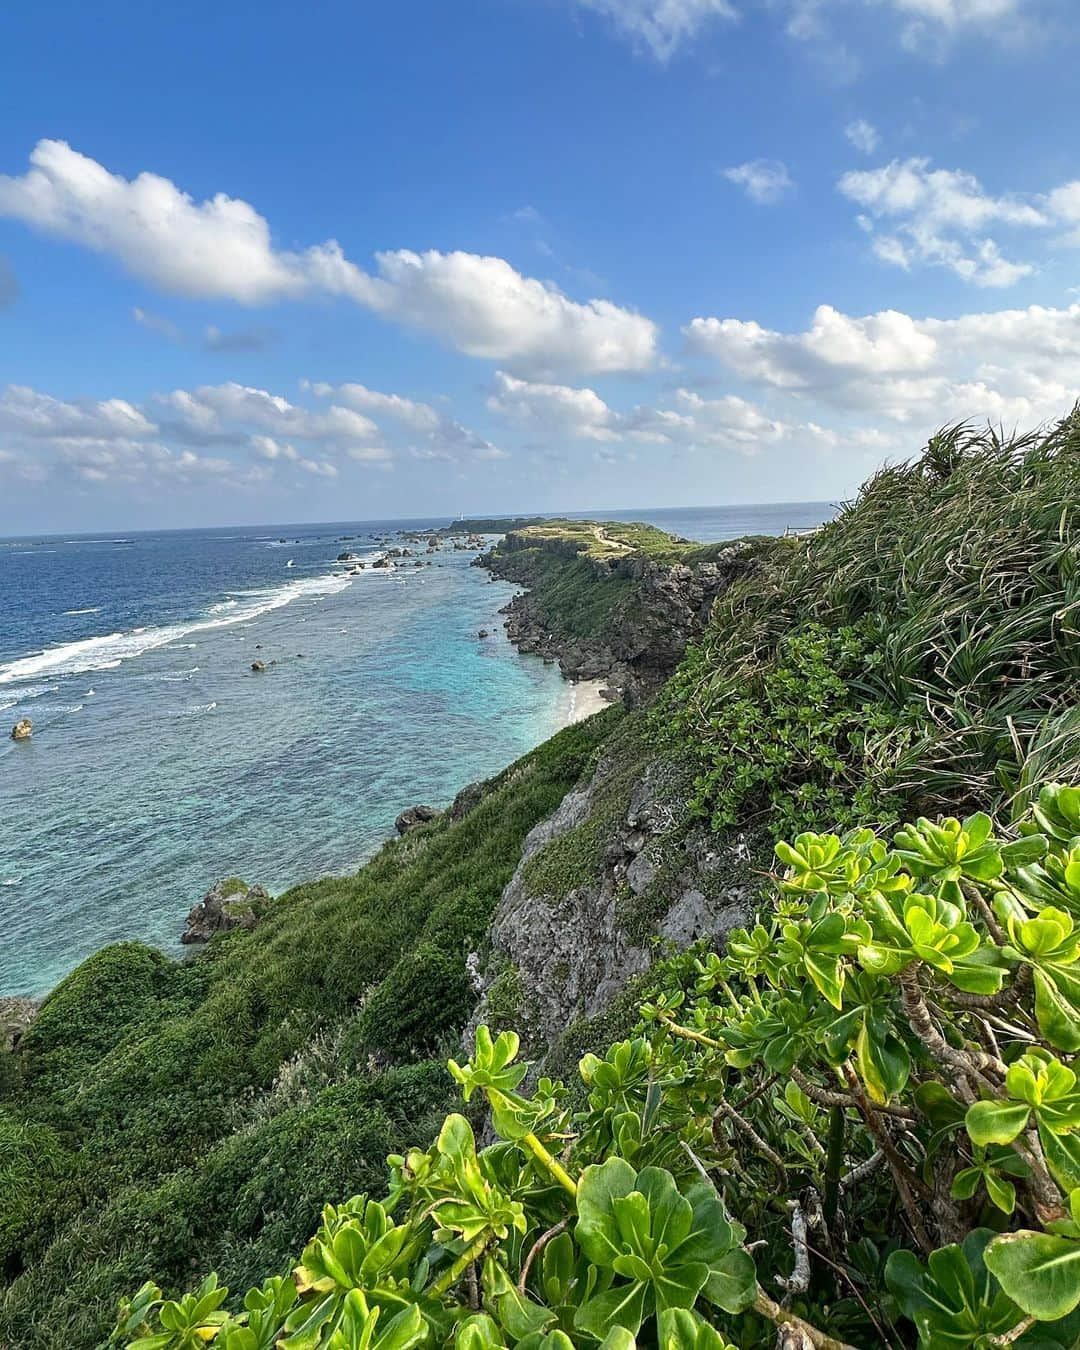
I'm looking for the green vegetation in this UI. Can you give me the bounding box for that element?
[0,713,616,1347]
[664,419,1080,835]
[4,416,1080,1348]
[486,520,747,645]
[111,782,1080,1350]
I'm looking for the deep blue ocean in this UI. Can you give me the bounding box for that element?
[0,501,833,996]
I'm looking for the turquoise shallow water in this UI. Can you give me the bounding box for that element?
[0,502,833,996]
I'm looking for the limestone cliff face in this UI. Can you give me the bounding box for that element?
[467,718,758,1064]
[481,531,766,703]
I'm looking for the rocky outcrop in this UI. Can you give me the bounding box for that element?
[467,732,757,1062]
[481,533,765,704]
[0,997,39,1052]
[10,719,32,741]
[395,804,441,834]
[181,878,270,944]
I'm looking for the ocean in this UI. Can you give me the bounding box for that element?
[0,501,834,996]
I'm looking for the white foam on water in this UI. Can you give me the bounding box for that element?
[1,683,60,709]
[0,571,357,686]
[63,607,102,616]
[177,701,218,716]
[2,878,21,887]
[142,666,199,682]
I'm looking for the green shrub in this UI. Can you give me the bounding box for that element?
[0,714,614,1347]
[665,417,1080,833]
[108,781,1080,1350]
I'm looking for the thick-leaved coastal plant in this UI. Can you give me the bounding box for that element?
[114,784,1080,1348]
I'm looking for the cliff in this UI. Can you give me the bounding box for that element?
[3,419,1079,1348]
[479,519,775,701]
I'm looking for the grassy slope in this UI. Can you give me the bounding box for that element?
[0,710,617,1347]
[4,419,1079,1346]
[664,420,1080,836]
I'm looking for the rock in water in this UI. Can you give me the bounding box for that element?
[394,804,441,835]
[251,660,266,672]
[10,719,32,741]
[181,878,271,944]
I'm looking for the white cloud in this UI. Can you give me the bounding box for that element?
[685,299,1080,430]
[332,249,658,377]
[488,370,619,441]
[839,156,1053,286]
[0,140,312,303]
[158,382,379,446]
[0,378,414,487]
[572,0,1031,62]
[487,371,803,457]
[723,159,794,205]
[305,380,441,433]
[575,0,737,61]
[0,140,658,377]
[840,158,1044,231]
[309,379,506,463]
[889,0,1023,25]
[844,119,880,154]
[0,384,156,442]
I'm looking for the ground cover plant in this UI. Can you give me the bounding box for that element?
[665,417,1080,836]
[3,416,1078,1346]
[0,713,616,1348]
[112,781,1080,1349]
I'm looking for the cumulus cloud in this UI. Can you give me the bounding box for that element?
[339,249,657,377]
[0,378,409,488]
[488,370,620,441]
[487,371,808,458]
[574,0,737,61]
[723,159,794,205]
[0,384,156,442]
[844,119,880,154]
[835,156,1080,286]
[309,379,507,463]
[0,140,657,376]
[0,140,312,303]
[685,299,1080,430]
[305,380,441,433]
[158,382,380,450]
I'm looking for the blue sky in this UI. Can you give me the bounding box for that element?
[1,0,1078,532]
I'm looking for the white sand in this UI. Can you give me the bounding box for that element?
[559,678,612,726]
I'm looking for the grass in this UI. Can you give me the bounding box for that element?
[487,520,762,643]
[0,710,616,1348]
[664,416,1080,832]
[4,414,1079,1347]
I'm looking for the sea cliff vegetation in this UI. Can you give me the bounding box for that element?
[1,417,1078,1348]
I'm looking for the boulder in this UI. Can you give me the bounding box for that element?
[251,660,266,672]
[10,719,31,741]
[394,804,441,835]
[181,878,271,944]
[0,997,39,1052]
[478,629,489,639]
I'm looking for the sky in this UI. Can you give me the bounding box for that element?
[1,0,1078,533]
